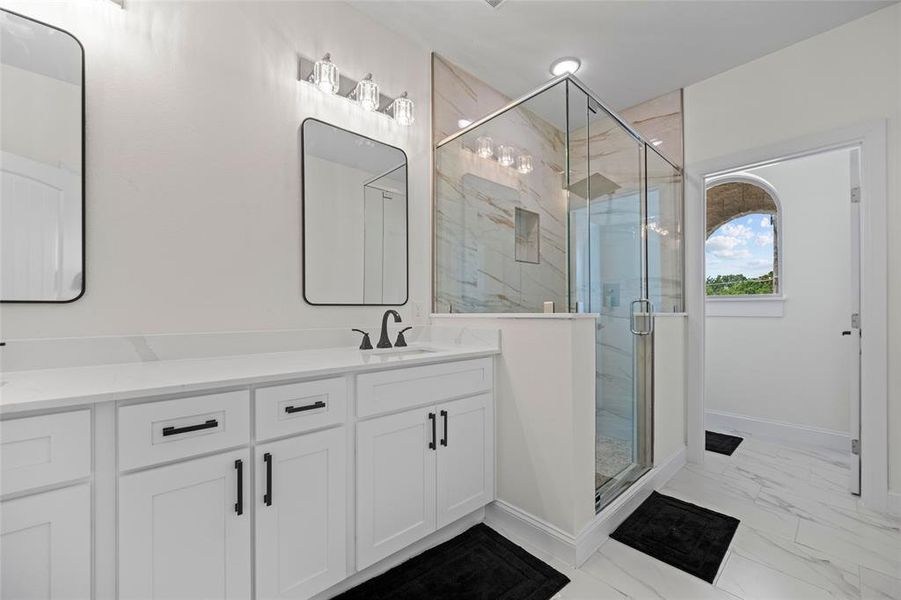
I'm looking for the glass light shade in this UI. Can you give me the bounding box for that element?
[391,95,415,126]
[497,145,515,167]
[476,137,494,159]
[516,154,533,174]
[356,78,380,112]
[311,55,339,95]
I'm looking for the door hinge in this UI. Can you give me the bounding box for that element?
[851,439,860,456]
[851,313,861,329]
[851,186,861,204]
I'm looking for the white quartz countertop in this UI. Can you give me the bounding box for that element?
[0,343,499,415]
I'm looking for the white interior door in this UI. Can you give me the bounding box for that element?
[119,449,251,599]
[0,484,91,599]
[356,407,436,570]
[256,428,346,599]
[436,394,494,528]
[848,148,862,495]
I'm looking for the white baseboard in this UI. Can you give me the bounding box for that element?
[312,507,485,599]
[485,445,687,568]
[484,499,578,565]
[706,410,850,452]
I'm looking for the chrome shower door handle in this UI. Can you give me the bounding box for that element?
[630,299,655,336]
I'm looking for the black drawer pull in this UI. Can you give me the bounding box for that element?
[162,418,218,437]
[234,459,244,515]
[440,410,448,447]
[263,452,273,507]
[428,412,436,450]
[284,401,326,414]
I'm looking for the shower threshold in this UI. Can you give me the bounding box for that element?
[595,463,651,513]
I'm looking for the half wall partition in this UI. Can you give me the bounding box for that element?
[434,76,683,510]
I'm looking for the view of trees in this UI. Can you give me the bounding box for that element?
[706,272,775,296]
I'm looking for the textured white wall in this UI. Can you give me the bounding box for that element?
[0,0,430,338]
[684,4,900,489]
[705,149,853,433]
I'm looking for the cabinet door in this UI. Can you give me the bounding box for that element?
[1,484,91,599]
[256,428,346,599]
[437,394,494,528]
[119,449,251,600]
[356,407,436,569]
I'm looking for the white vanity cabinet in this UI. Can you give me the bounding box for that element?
[355,359,495,569]
[118,449,252,600]
[0,484,92,600]
[255,428,346,599]
[356,406,438,569]
[0,351,495,600]
[0,410,92,600]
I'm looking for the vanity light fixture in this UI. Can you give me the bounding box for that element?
[476,136,494,159]
[497,145,515,167]
[516,155,533,174]
[310,53,340,95]
[387,92,415,126]
[349,74,380,112]
[550,57,581,76]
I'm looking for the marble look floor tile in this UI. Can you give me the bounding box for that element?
[661,481,799,540]
[728,524,860,598]
[859,567,901,600]
[674,462,762,501]
[796,519,901,579]
[581,539,740,600]
[717,553,841,599]
[756,488,901,550]
[700,451,733,475]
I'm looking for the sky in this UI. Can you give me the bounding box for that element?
[705,213,775,278]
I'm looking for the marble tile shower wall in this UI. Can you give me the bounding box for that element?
[435,101,569,313]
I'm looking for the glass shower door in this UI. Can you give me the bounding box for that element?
[572,95,653,511]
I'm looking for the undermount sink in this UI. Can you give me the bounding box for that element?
[366,346,438,357]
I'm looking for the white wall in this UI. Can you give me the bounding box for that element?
[706,149,853,434]
[684,4,901,490]
[654,315,686,464]
[0,0,430,338]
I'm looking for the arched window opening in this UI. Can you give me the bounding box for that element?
[706,181,780,296]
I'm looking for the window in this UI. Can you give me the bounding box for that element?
[705,181,780,297]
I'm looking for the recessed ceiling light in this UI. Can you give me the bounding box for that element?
[458,118,473,129]
[550,57,581,76]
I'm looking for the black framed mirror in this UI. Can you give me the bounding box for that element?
[301,118,408,306]
[1,9,85,303]
[0,9,85,302]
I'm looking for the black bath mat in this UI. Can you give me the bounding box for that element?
[610,491,739,583]
[333,523,569,600]
[705,430,744,455]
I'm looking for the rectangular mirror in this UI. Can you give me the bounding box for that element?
[1,10,85,302]
[302,118,408,305]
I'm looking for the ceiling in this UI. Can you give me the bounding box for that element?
[351,0,895,110]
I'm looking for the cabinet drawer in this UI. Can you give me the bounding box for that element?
[255,377,346,442]
[356,358,493,418]
[1,410,91,496]
[118,390,250,471]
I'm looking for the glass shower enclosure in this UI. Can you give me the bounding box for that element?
[434,76,683,511]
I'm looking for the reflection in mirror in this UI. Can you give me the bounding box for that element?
[302,119,408,305]
[1,10,85,302]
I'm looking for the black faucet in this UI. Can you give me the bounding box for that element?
[377,309,402,348]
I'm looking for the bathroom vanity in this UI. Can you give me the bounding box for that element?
[0,341,497,599]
